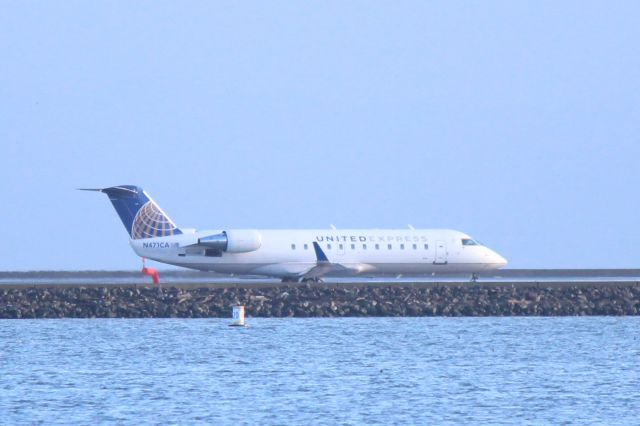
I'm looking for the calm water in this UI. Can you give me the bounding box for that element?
[1,318,639,425]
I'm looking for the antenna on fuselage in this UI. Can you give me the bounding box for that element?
[408,224,415,230]
[330,224,337,230]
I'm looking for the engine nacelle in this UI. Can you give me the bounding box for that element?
[225,229,262,253]
[198,229,262,254]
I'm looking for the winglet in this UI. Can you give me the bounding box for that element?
[312,242,329,263]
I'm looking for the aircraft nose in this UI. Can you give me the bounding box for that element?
[491,250,508,268]
[484,247,507,268]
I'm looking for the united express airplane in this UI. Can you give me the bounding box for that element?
[83,185,507,282]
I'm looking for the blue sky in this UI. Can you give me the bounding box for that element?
[1,1,639,270]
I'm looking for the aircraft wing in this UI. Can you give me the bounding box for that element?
[302,242,372,278]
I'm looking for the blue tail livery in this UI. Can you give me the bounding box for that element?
[79,185,182,239]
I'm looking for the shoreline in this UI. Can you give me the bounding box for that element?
[1,284,639,318]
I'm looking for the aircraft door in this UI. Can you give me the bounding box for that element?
[434,240,447,264]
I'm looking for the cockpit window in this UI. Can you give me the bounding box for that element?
[462,238,480,246]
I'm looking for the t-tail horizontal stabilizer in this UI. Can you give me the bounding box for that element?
[79,185,182,239]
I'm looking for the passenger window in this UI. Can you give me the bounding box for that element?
[400,244,405,250]
[351,244,355,250]
[327,244,332,250]
[375,244,380,250]
[412,244,417,250]
[304,244,308,250]
[291,244,296,250]
[388,244,392,250]
[339,244,343,250]
[424,244,428,250]
[363,244,367,250]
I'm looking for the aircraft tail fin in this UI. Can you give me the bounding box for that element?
[80,185,182,239]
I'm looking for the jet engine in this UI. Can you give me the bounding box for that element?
[198,230,262,254]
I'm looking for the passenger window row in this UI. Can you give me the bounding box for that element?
[291,243,429,250]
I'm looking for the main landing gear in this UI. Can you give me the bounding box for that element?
[470,273,479,283]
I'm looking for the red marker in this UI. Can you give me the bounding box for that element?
[141,259,160,285]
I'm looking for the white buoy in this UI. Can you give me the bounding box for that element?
[229,305,246,327]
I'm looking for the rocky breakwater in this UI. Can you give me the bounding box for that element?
[1,285,640,318]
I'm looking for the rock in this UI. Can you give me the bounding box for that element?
[1,284,640,318]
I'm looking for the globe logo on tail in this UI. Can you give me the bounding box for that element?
[131,201,180,239]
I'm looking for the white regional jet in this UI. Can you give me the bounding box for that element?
[83,185,507,282]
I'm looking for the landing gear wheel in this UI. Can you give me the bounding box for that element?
[301,277,324,284]
[470,273,479,283]
[281,277,299,283]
